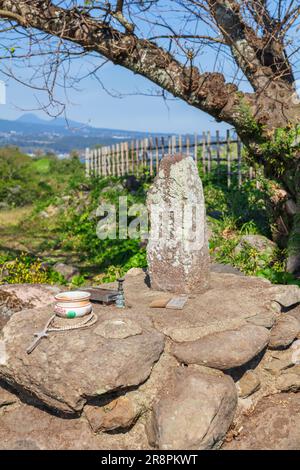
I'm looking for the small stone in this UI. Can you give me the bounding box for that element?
[84,396,138,432]
[269,285,300,311]
[269,316,300,349]
[94,318,143,339]
[246,311,276,329]
[237,370,260,398]
[276,373,300,392]
[171,324,269,370]
[264,359,293,376]
[149,297,171,308]
[53,263,80,281]
[147,368,237,450]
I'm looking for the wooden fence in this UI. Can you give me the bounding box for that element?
[85,130,260,187]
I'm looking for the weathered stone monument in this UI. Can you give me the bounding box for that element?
[147,154,210,293]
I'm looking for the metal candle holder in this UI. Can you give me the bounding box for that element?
[115,278,125,308]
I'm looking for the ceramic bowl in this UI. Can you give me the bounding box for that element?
[54,302,92,318]
[54,291,91,303]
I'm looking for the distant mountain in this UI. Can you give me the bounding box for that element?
[15,113,90,130]
[0,113,171,155]
[16,113,47,125]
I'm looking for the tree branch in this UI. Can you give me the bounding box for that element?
[0,0,250,128]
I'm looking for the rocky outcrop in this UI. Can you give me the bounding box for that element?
[0,308,165,413]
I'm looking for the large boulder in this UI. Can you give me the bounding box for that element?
[146,154,210,294]
[147,368,237,450]
[171,324,270,370]
[0,308,165,414]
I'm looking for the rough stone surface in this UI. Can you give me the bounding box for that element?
[0,308,165,413]
[276,372,300,392]
[147,368,237,450]
[53,263,80,281]
[149,273,273,343]
[0,386,18,407]
[94,318,143,339]
[223,393,300,450]
[84,396,138,433]
[171,325,270,370]
[287,305,300,324]
[246,311,276,329]
[0,397,149,450]
[0,284,59,330]
[125,268,145,277]
[269,315,300,349]
[269,285,300,312]
[237,370,261,398]
[146,154,210,294]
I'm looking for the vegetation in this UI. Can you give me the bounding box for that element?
[0,147,299,287]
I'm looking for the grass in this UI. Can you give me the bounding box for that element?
[0,147,299,287]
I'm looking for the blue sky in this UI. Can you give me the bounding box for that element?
[1,62,230,134]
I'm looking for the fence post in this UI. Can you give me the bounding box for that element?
[155,137,159,172]
[149,137,153,175]
[202,132,206,173]
[186,134,190,156]
[226,129,231,188]
[237,136,242,187]
[216,130,220,177]
[161,137,165,158]
[135,140,139,176]
[179,135,182,154]
[207,131,211,173]
[85,147,90,177]
[194,133,198,165]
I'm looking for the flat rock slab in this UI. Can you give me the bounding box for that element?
[223,393,300,450]
[0,308,164,414]
[171,325,270,370]
[268,315,300,349]
[150,274,275,342]
[147,368,237,450]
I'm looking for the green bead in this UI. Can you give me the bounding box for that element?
[67,311,76,318]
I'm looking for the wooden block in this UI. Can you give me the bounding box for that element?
[149,297,172,308]
[166,296,188,310]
